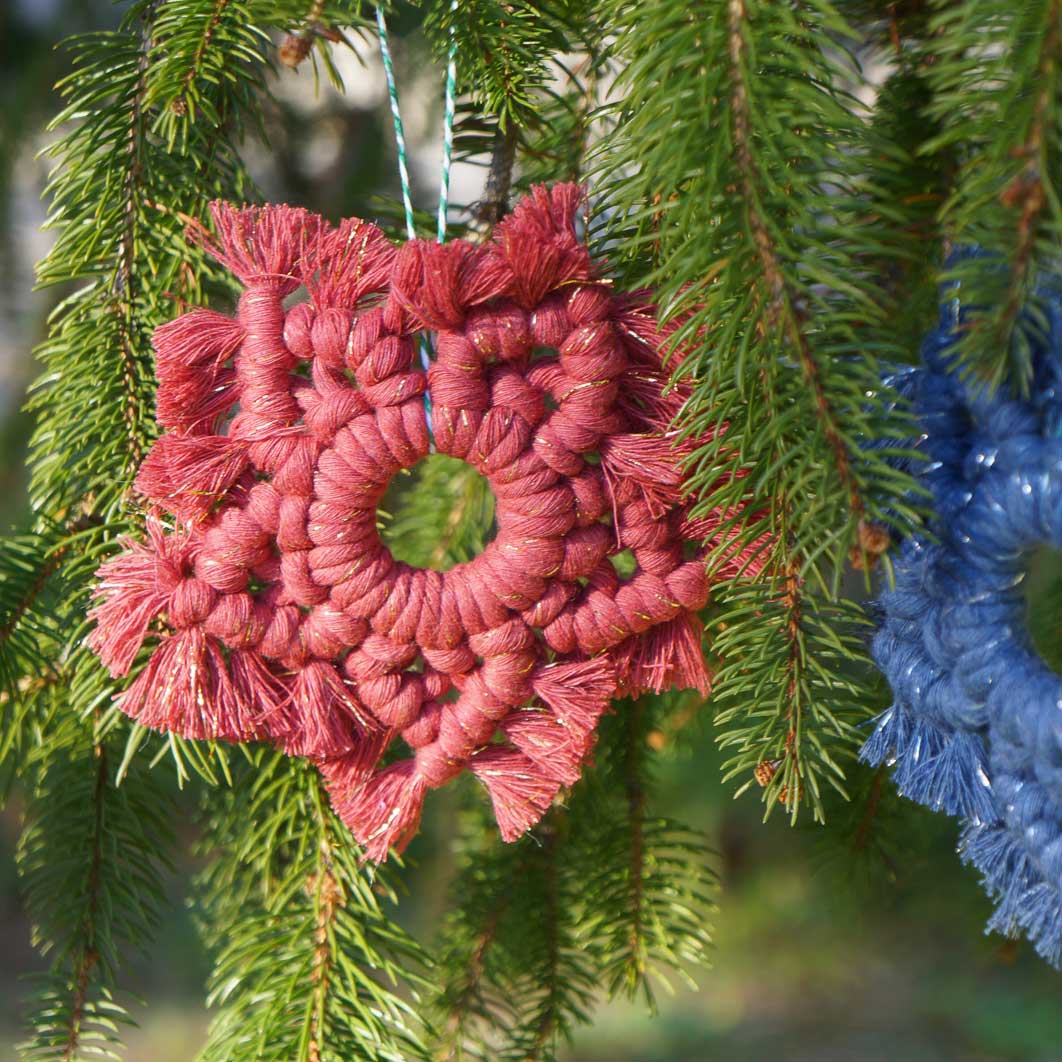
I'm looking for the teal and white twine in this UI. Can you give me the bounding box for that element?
[376,5,459,439]
[375,7,417,242]
[437,0,458,243]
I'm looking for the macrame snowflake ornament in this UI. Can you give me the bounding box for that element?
[90,184,756,860]
[864,283,1062,965]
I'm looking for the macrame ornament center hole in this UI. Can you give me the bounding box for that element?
[1024,545,1062,674]
[380,453,496,570]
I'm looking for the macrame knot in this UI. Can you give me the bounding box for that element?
[864,272,1062,968]
[89,183,766,861]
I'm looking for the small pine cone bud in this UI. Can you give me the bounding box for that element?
[170,96,188,117]
[754,759,781,787]
[1000,174,1043,211]
[279,33,313,68]
[850,519,890,571]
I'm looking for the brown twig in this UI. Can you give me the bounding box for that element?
[472,125,519,236]
[62,746,108,1062]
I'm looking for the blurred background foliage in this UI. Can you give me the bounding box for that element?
[2,1,1062,1060]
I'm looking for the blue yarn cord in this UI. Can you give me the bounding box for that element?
[376,6,457,444]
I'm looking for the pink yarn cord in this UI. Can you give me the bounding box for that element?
[88,184,768,861]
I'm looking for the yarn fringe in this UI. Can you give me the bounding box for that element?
[330,760,427,862]
[316,732,393,791]
[469,746,562,841]
[492,183,595,307]
[617,613,711,696]
[88,523,191,676]
[599,432,685,514]
[501,709,588,787]
[960,823,1062,967]
[279,660,369,758]
[530,657,615,735]
[135,435,250,521]
[303,216,395,308]
[189,201,318,293]
[392,240,506,329]
[118,627,257,741]
[153,309,244,433]
[228,648,293,736]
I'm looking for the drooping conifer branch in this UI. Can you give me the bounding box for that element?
[726,0,862,519]
[198,755,430,1062]
[18,723,175,1060]
[622,700,647,981]
[523,827,562,1062]
[60,746,106,1062]
[928,0,1062,388]
[595,0,922,819]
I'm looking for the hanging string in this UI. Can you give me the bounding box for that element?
[376,5,456,444]
[437,0,458,244]
[376,7,416,243]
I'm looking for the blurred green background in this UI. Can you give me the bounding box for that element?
[2,2,1062,1059]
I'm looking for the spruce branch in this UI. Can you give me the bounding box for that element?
[474,125,520,231]
[927,0,1062,390]
[594,0,926,820]
[572,704,716,1006]
[726,0,862,519]
[60,746,107,1062]
[198,753,431,1062]
[18,721,175,1062]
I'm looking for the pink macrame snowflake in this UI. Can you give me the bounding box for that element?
[89,184,765,860]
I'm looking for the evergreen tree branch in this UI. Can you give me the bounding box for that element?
[60,746,107,1062]
[572,703,716,1005]
[198,753,431,1062]
[927,0,1062,390]
[594,0,926,819]
[726,0,861,518]
[18,716,176,1062]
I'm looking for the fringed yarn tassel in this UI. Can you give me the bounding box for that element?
[156,365,238,437]
[88,525,191,675]
[859,704,913,768]
[330,759,427,862]
[302,216,395,308]
[530,658,615,735]
[317,732,393,791]
[492,183,594,307]
[153,307,244,373]
[118,627,254,741]
[599,432,685,515]
[189,201,319,294]
[279,659,370,758]
[614,368,684,432]
[618,613,711,697]
[391,240,503,329]
[469,746,562,842]
[959,822,1062,965]
[500,709,589,787]
[228,648,292,738]
[1014,884,1062,968]
[908,729,997,823]
[890,717,948,797]
[153,308,244,434]
[135,435,250,521]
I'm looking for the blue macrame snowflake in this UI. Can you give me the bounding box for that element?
[865,277,1062,967]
